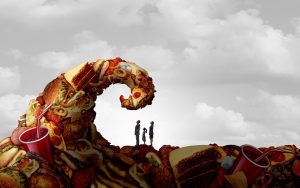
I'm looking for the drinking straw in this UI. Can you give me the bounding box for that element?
[254,148,293,163]
[36,103,53,138]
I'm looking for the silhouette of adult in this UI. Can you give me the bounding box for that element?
[149,121,154,146]
[135,120,141,146]
[142,127,147,145]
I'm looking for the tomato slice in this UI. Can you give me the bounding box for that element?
[17,158,30,170]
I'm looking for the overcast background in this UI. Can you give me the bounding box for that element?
[1,0,300,149]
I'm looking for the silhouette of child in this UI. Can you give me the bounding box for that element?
[142,127,147,145]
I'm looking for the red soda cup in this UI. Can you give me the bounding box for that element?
[231,144,270,184]
[19,126,53,163]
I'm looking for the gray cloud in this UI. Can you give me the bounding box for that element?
[0,66,21,94]
[36,31,115,71]
[0,94,35,138]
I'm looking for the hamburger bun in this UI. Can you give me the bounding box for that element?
[42,78,66,105]
[0,173,21,188]
[0,167,27,188]
[29,173,59,188]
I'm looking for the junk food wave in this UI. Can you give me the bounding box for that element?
[0,57,300,188]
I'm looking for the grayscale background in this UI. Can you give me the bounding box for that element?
[1,0,300,148]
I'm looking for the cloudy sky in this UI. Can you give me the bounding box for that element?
[1,0,300,149]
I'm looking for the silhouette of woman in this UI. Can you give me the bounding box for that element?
[142,127,147,145]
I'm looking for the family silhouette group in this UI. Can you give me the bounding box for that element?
[134,120,154,146]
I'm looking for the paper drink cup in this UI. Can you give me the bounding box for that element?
[19,126,53,163]
[231,144,270,184]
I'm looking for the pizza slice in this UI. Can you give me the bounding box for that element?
[41,122,67,151]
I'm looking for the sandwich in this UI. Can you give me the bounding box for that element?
[7,150,26,167]
[0,137,19,168]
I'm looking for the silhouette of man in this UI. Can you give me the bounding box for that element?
[135,120,141,146]
[142,127,147,145]
[149,121,154,146]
